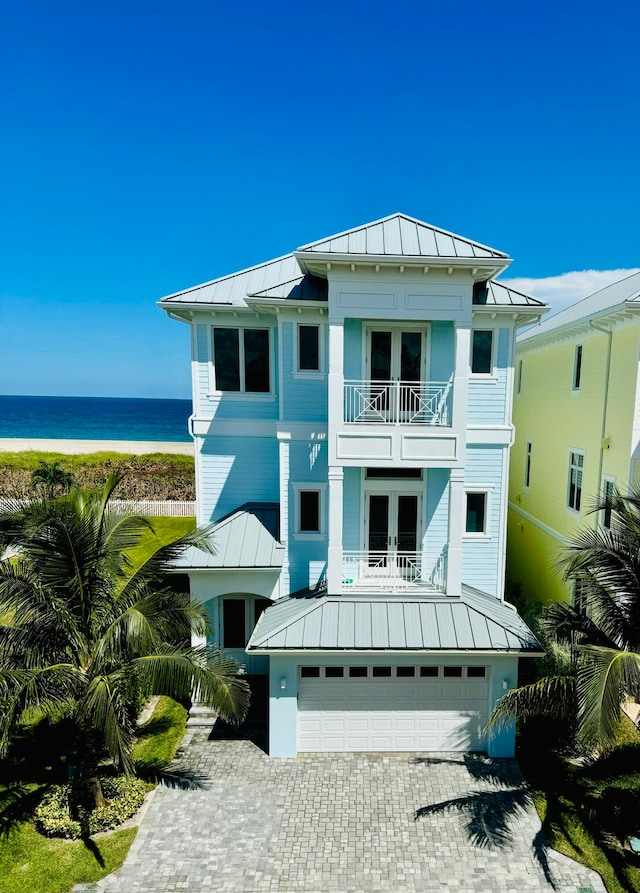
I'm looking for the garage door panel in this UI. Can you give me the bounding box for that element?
[298,672,489,752]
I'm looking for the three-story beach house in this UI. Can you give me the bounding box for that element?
[160,213,546,758]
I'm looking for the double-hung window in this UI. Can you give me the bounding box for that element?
[602,477,615,529]
[471,330,493,375]
[298,324,320,372]
[465,491,489,535]
[292,484,325,538]
[567,450,584,512]
[212,327,270,393]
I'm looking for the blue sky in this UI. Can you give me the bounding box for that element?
[1,0,639,399]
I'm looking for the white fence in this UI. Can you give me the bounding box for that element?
[0,498,196,517]
[108,500,196,517]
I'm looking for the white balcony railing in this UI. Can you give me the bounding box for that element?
[341,551,446,593]
[343,379,452,425]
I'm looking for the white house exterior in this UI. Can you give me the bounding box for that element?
[160,213,546,758]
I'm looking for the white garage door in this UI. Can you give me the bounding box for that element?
[298,665,489,752]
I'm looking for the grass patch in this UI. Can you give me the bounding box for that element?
[126,516,196,572]
[0,825,136,893]
[520,716,640,893]
[133,697,188,776]
[0,451,194,471]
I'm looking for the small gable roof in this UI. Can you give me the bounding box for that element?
[247,585,542,653]
[297,213,508,260]
[173,503,283,569]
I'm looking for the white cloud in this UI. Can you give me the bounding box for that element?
[501,269,640,317]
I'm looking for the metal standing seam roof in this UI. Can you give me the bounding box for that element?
[172,503,283,569]
[247,585,542,653]
[297,213,509,260]
[483,280,546,308]
[518,270,640,344]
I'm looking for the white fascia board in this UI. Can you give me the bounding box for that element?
[247,647,541,655]
[518,302,640,348]
[245,297,328,314]
[295,251,512,277]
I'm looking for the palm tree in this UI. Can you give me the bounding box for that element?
[30,460,75,499]
[0,474,250,806]
[489,485,640,752]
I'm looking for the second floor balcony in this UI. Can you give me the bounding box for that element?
[344,379,452,426]
[341,550,446,594]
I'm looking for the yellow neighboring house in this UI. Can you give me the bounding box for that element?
[508,271,640,606]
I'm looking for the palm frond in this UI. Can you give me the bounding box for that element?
[81,672,135,773]
[485,675,576,731]
[575,645,640,749]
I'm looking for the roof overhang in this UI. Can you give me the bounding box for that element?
[294,251,512,280]
[518,300,640,350]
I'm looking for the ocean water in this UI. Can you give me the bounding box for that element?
[0,395,193,443]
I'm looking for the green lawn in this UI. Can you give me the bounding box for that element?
[520,716,640,893]
[0,518,193,893]
[0,697,188,893]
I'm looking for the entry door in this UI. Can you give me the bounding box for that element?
[366,493,419,570]
[222,596,271,674]
[368,329,424,420]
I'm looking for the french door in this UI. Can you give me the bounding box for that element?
[365,493,420,573]
[367,328,425,420]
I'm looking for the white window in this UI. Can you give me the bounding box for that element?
[602,476,615,529]
[212,327,272,394]
[464,488,493,537]
[573,344,583,390]
[292,484,326,538]
[525,441,532,489]
[567,450,584,513]
[296,324,322,374]
[471,330,494,375]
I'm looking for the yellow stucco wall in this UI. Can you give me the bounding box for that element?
[508,322,639,604]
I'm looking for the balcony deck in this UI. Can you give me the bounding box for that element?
[341,550,445,594]
[344,379,452,426]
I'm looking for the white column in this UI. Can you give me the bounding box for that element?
[447,469,465,597]
[327,320,344,465]
[327,466,344,594]
[277,432,291,598]
[452,323,471,438]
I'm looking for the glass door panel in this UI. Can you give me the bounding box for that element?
[368,494,389,554]
[397,495,418,551]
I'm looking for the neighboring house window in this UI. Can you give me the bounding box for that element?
[573,578,588,615]
[517,359,523,395]
[525,441,532,489]
[465,491,488,534]
[298,324,320,372]
[567,450,584,512]
[212,327,270,393]
[602,477,615,529]
[471,330,493,374]
[573,344,583,390]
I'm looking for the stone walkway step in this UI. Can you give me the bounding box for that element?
[186,705,218,728]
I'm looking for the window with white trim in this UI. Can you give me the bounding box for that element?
[602,477,615,529]
[471,330,493,375]
[465,491,489,535]
[292,484,325,537]
[525,441,532,489]
[297,324,321,372]
[567,450,584,512]
[573,344,583,390]
[212,327,271,393]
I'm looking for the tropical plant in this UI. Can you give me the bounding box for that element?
[29,459,75,499]
[489,485,640,752]
[0,474,250,808]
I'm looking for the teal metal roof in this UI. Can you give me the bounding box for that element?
[173,503,283,569]
[247,585,542,653]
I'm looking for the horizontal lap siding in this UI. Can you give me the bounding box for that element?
[194,325,210,416]
[462,446,504,597]
[288,439,329,593]
[199,435,279,523]
[344,320,362,380]
[281,322,328,422]
[467,328,509,424]
[429,322,454,382]
[424,468,449,578]
[342,468,361,551]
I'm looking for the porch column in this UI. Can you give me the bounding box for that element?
[327,319,344,466]
[447,469,465,596]
[451,323,470,436]
[327,466,344,594]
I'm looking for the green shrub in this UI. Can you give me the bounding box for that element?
[34,776,148,839]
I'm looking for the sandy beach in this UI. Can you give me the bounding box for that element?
[0,438,194,456]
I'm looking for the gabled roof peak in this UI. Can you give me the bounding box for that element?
[297,212,509,260]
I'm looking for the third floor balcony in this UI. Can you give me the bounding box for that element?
[344,378,453,426]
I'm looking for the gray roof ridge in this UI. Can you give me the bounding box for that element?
[297,212,508,258]
[460,586,536,640]
[159,252,297,302]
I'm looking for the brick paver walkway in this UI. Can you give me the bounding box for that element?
[97,728,606,893]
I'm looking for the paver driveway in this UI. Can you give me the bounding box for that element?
[100,726,605,893]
